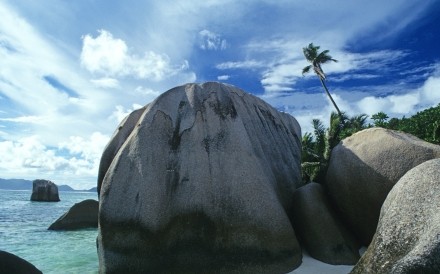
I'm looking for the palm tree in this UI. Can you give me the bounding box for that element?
[302,43,342,118]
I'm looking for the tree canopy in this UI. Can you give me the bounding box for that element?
[371,104,440,144]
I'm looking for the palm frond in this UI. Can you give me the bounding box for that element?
[303,43,319,62]
[317,50,338,64]
[302,65,312,75]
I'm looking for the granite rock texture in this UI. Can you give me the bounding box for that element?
[351,158,440,273]
[97,82,303,273]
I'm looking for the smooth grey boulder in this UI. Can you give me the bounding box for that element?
[97,106,146,196]
[48,199,98,230]
[0,250,42,274]
[351,158,440,274]
[291,183,360,265]
[326,128,440,245]
[30,179,60,202]
[97,82,303,274]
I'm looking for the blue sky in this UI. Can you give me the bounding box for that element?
[1,0,440,189]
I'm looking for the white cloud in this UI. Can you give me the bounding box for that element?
[261,63,301,92]
[357,97,392,115]
[216,60,266,70]
[388,93,420,114]
[134,86,162,98]
[217,75,230,81]
[80,29,191,81]
[331,74,380,83]
[420,75,440,102]
[80,30,128,76]
[60,132,109,159]
[0,115,43,124]
[198,29,228,50]
[90,78,119,88]
[0,132,110,189]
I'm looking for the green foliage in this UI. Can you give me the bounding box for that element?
[370,104,440,144]
[301,112,368,184]
[371,111,389,127]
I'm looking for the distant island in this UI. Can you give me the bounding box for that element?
[0,178,97,192]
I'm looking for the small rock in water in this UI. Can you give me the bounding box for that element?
[30,179,60,202]
[48,199,98,230]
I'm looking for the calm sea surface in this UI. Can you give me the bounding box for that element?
[0,189,98,274]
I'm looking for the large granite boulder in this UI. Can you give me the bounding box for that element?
[30,179,60,202]
[48,199,98,230]
[291,183,360,265]
[97,82,303,273]
[351,158,440,274]
[326,128,440,245]
[0,250,42,274]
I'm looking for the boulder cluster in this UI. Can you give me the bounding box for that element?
[325,128,440,273]
[96,82,440,273]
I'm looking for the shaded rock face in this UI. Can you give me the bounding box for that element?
[0,250,42,274]
[48,199,98,230]
[30,179,60,202]
[326,128,440,245]
[97,82,303,273]
[351,158,440,274]
[291,183,360,265]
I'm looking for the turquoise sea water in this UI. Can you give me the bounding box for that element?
[0,189,98,274]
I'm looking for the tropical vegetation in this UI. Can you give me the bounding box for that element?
[371,103,440,144]
[301,104,440,184]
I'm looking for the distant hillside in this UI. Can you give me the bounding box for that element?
[58,184,75,191]
[0,178,33,190]
[87,187,98,193]
[0,178,96,192]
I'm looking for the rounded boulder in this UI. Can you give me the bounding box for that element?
[326,128,440,245]
[291,183,360,265]
[351,158,440,273]
[97,82,303,273]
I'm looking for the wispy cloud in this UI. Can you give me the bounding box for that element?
[198,29,228,51]
[217,75,230,81]
[263,65,440,134]
[90,77,120,88]
[216,60,266,70]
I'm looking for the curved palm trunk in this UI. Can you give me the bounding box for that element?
[319,77,342,118]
